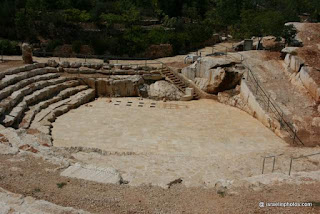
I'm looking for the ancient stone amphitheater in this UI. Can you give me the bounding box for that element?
[0,60,201,135]
[1,23,320,213]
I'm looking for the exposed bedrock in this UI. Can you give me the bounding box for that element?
[182,57,244,94]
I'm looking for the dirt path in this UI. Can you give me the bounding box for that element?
[0,42,236,70]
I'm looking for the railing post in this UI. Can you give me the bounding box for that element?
[262,157,266,174]
[293,129,297,144]
[289,158,293,176]
[272,157,276,173]
[280,112,284,130]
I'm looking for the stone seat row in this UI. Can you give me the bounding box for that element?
[2,79,81,127]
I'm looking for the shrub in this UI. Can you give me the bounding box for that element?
[46,39,63,52]
[64,9,91,22]
[56,182,67,189]
[72,40,82,53]
[0,39,20,55]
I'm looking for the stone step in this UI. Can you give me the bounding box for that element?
[30,89,95,134]
[0,76,76,116]
[19,85,89,129]
[0,63,46,80]
[0,67,58,90]
[47,89,95,123]
[2,80,81,127]
[0,73,61,101]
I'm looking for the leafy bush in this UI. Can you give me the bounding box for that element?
[64,9,91,22]
[100,13,125,27]
[0,39,20,55]
[46,39,63,52]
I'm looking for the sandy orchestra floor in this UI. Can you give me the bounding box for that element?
[51,98,300,187]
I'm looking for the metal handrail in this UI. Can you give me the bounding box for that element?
[262,154,284,174]
[289,152,320,175]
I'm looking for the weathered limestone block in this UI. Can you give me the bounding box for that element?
[47,59,59,67]
[299,66,320,102]
[142,74,164,81]
[181,63,196,81]
[81,78,96,89]
[45,67,60,73]
[79,67,96,74]
[290,55,304,72]
[60,61,70,68]
[91,63,103,70]
[195,57,236,78]
[194,67,244,94]
[193,77,208,92]
[96,79,107,96]
[70,62,82,68]
[98,70,113,75]
[113,70,136,75]
[64,68,79,74]
[61,163,123,185]
[122,65,132,70]
[22,43,33,64]
[96,76,144,97]
[103,64,112,70]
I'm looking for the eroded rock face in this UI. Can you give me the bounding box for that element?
[21,43,33,64]
[148,80,183,101]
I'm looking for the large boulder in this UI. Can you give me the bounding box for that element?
[21,43,33,64]
[194,67,244,94]
[195,57,236,78]
[148,80,183,100]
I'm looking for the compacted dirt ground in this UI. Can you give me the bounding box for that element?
[0,60,24,71]
[1,154,320,214]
